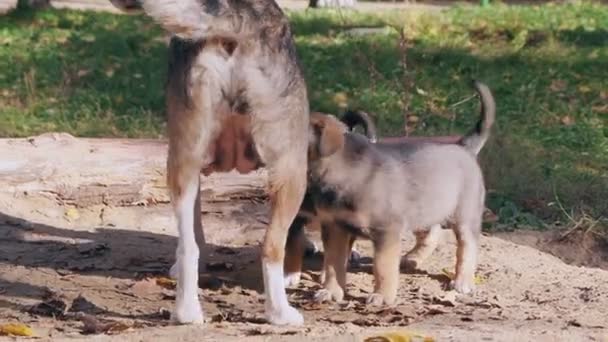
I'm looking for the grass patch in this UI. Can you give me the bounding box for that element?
[0,2,607,229]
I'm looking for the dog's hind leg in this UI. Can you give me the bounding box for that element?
[250,111,308,325]
[165,41,227,324]
[451,218,481,294]
[401,224,442,271]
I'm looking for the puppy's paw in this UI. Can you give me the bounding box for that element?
[284,272,301,287]
[171,301,204,324]
[303,239,320,257]
[450,278,476,295]
[349,249,362,266]
[314,287,344,303]
[366,293,389,307]
[265,305,304,326]
[400,256,421,271]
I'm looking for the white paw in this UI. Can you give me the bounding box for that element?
[366,293,387,307]
[169,262,178,278]
[171,300,204,324]
[284,272,301,287]
[450,278,475,295]
[265,305,304,326]
[314,287,344,303]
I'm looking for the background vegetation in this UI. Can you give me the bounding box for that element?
[1,2,606,232]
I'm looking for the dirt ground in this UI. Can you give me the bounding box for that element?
[1,190,607,341]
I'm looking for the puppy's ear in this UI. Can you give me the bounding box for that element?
[310,113,346,158]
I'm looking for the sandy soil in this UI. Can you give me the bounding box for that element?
[1,191,607,342]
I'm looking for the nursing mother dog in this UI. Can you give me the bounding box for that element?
[110,0,311,325]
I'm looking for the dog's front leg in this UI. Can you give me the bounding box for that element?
[315,223,351,303]
[368,229,401,306]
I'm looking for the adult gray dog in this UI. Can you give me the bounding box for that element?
[110,0,309,326]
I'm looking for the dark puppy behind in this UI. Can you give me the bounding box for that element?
[304,81,495,305]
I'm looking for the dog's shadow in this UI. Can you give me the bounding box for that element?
[0,211,274,296]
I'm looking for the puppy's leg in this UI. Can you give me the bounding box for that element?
[452,219,481,294]
[368,229,401,306]
[401,224,442,270]
[315,223,351,303]
[284,216,306,287]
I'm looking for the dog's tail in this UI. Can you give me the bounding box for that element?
[340,110,378,143]
[119,0,282,41]
[460,80,496,155]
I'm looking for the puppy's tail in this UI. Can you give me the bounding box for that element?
[340,110,378,143]
[460,80,496,155]
[136,0,268,40]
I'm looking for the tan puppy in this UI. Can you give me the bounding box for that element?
[285,83,494,287]
[110,0,310,326]
[306,81,495,306]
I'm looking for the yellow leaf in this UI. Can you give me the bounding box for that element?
[561,115,575,126]
[442,268,484,285]
[155,276,177,289]
[441,268,455,280]
[365,331,433,342]
[332,92,348,109]
[578,85,592,93]
[65,207,80,220]
[0,323,35,337]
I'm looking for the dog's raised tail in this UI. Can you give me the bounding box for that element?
[341,110,378,143]
[122,0,240,40]
[460,80,496,155]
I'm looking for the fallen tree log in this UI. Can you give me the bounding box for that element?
[0,133,268,208]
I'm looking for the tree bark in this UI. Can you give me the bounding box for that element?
[0,133,268,208]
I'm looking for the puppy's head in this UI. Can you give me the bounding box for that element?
[309,112,347,161]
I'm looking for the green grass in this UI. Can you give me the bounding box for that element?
[0,2,607,229]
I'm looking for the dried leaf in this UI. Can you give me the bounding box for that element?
[76,69,90,78]
[407,115,419,123]
[0,323,35,337]
[155,276,177,290]
[130,278,163,298]
[105,68,115,78]
[332,92,349,108]
[64,207,80,220]
[81,34,96,43]
[578,85,592,93]
[561,115,575,126]
[79,314,131,335]
[29,296,68,317]
[441,268,485,284]
[364,331,433,342]
[415,87,427,96]
[549,80,567,92]
[432,290,457,307]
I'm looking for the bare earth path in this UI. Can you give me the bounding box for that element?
[0,136,607,341]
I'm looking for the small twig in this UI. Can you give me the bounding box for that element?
[449,94,477,108]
